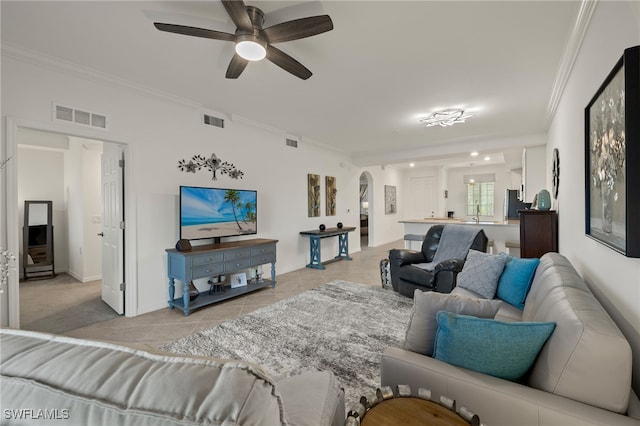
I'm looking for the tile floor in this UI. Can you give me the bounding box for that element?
[21,239,402,349]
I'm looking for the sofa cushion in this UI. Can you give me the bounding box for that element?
[433,312,555,381]
[0,329,286,425]
[404,290,501,356]
[523,253,633,413]
[277,371,344,426]
[496,256,540,310]
[456,250,508,299]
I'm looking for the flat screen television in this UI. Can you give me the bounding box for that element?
[179,186,257,242]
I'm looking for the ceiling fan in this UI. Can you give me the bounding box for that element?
[154,1,334,80]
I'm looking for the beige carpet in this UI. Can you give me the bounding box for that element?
[19,274,120,334]
[161,280,413,411]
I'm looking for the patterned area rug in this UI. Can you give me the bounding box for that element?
[161,280,413,410]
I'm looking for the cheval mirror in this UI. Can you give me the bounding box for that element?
[23,200,55,279]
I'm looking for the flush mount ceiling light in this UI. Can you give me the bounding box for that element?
[420,108,476,128]
[235,34,267,61]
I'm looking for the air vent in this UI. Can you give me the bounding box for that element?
[203,114,224,128]
[285,138,298,148]
[54,104,107,129]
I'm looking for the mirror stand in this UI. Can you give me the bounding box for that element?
[23,200,55,280]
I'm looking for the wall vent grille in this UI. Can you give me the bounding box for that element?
[54,104,107,129]
[203,114,224,128]
[285,138,298,148]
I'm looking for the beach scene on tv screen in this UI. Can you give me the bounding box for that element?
[181,187,257,240]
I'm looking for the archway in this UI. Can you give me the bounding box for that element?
[359,172,373,248]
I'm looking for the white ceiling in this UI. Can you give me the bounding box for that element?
[1,1,581,169]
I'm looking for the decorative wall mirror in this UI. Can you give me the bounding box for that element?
[23,200,55,279]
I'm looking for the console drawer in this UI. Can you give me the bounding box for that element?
[251,253,276,265]
[224,258,251,272]
[192,263,224,279]
[192,253,224,267]
[223,248,251,261]
[251,244,276,256]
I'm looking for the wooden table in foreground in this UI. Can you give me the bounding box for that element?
[361,397,468,426]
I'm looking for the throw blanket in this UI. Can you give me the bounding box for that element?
[415,224,480,271]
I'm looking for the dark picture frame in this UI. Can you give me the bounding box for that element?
[585,45,640,257]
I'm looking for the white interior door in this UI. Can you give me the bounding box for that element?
[410,177,436,219]
[101,143,124,314]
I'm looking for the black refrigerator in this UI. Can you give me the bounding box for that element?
[504,189,531,220]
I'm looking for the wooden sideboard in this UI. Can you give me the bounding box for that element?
[518,210,558,258]
[165,238,277,316]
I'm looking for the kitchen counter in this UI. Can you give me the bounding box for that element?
[399,218,520,255]
[399,218,519,226]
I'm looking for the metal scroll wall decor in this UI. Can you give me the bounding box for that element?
[326,176,337,216]
[178,153,244,180]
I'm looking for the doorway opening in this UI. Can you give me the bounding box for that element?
[359,172,373,248]
[15,127,125,333]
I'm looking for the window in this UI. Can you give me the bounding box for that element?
[467,182,495,216]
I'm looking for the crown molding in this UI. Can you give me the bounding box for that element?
[546,0,598,123]
[1,42,203,110]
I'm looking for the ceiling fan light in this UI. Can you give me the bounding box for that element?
[420,108,476,128]
[236,37,266,61]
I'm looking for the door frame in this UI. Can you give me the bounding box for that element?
[4,117,137,328]
[360,171,374,246]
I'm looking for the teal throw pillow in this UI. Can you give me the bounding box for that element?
[433,312,555,381]
[496,257,540,310]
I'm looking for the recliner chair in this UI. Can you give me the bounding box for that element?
[389,225,488,297]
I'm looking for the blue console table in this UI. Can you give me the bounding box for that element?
[165,238,277,316]
[299,227,356,269]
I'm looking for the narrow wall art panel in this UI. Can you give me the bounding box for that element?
[308,173,321,217]
[385,185,397,214]
[326,176,336,216]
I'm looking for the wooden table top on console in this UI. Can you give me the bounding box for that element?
[361,397,468,426]
[299,227,356,236]
[165,238,278,255]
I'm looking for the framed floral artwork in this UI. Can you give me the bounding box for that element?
[585,45,640,257]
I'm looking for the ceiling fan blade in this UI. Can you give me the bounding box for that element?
[221,0,253,32]
[226,54,249,79]
[266,45,312,80]
[154,23,235,42]
[261,15,333,43]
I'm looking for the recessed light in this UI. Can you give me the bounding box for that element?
[484,156,491,161]
[470,151,479,157]
[409,163,415,167]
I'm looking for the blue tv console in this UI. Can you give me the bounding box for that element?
[165,238,278,316]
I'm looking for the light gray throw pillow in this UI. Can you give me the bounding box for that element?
[456,250,508,299]
[404,290,502,356]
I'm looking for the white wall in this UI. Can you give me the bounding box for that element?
[17,146,67,276]
[546,0,640,392]
[66,138,84,280]
[358,165,404,247]
[80,141,102,281]
[1,53,360,317]
[523,145,547,203]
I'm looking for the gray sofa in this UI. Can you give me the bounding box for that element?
[381,252,640,426]
[0,329,344,426]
